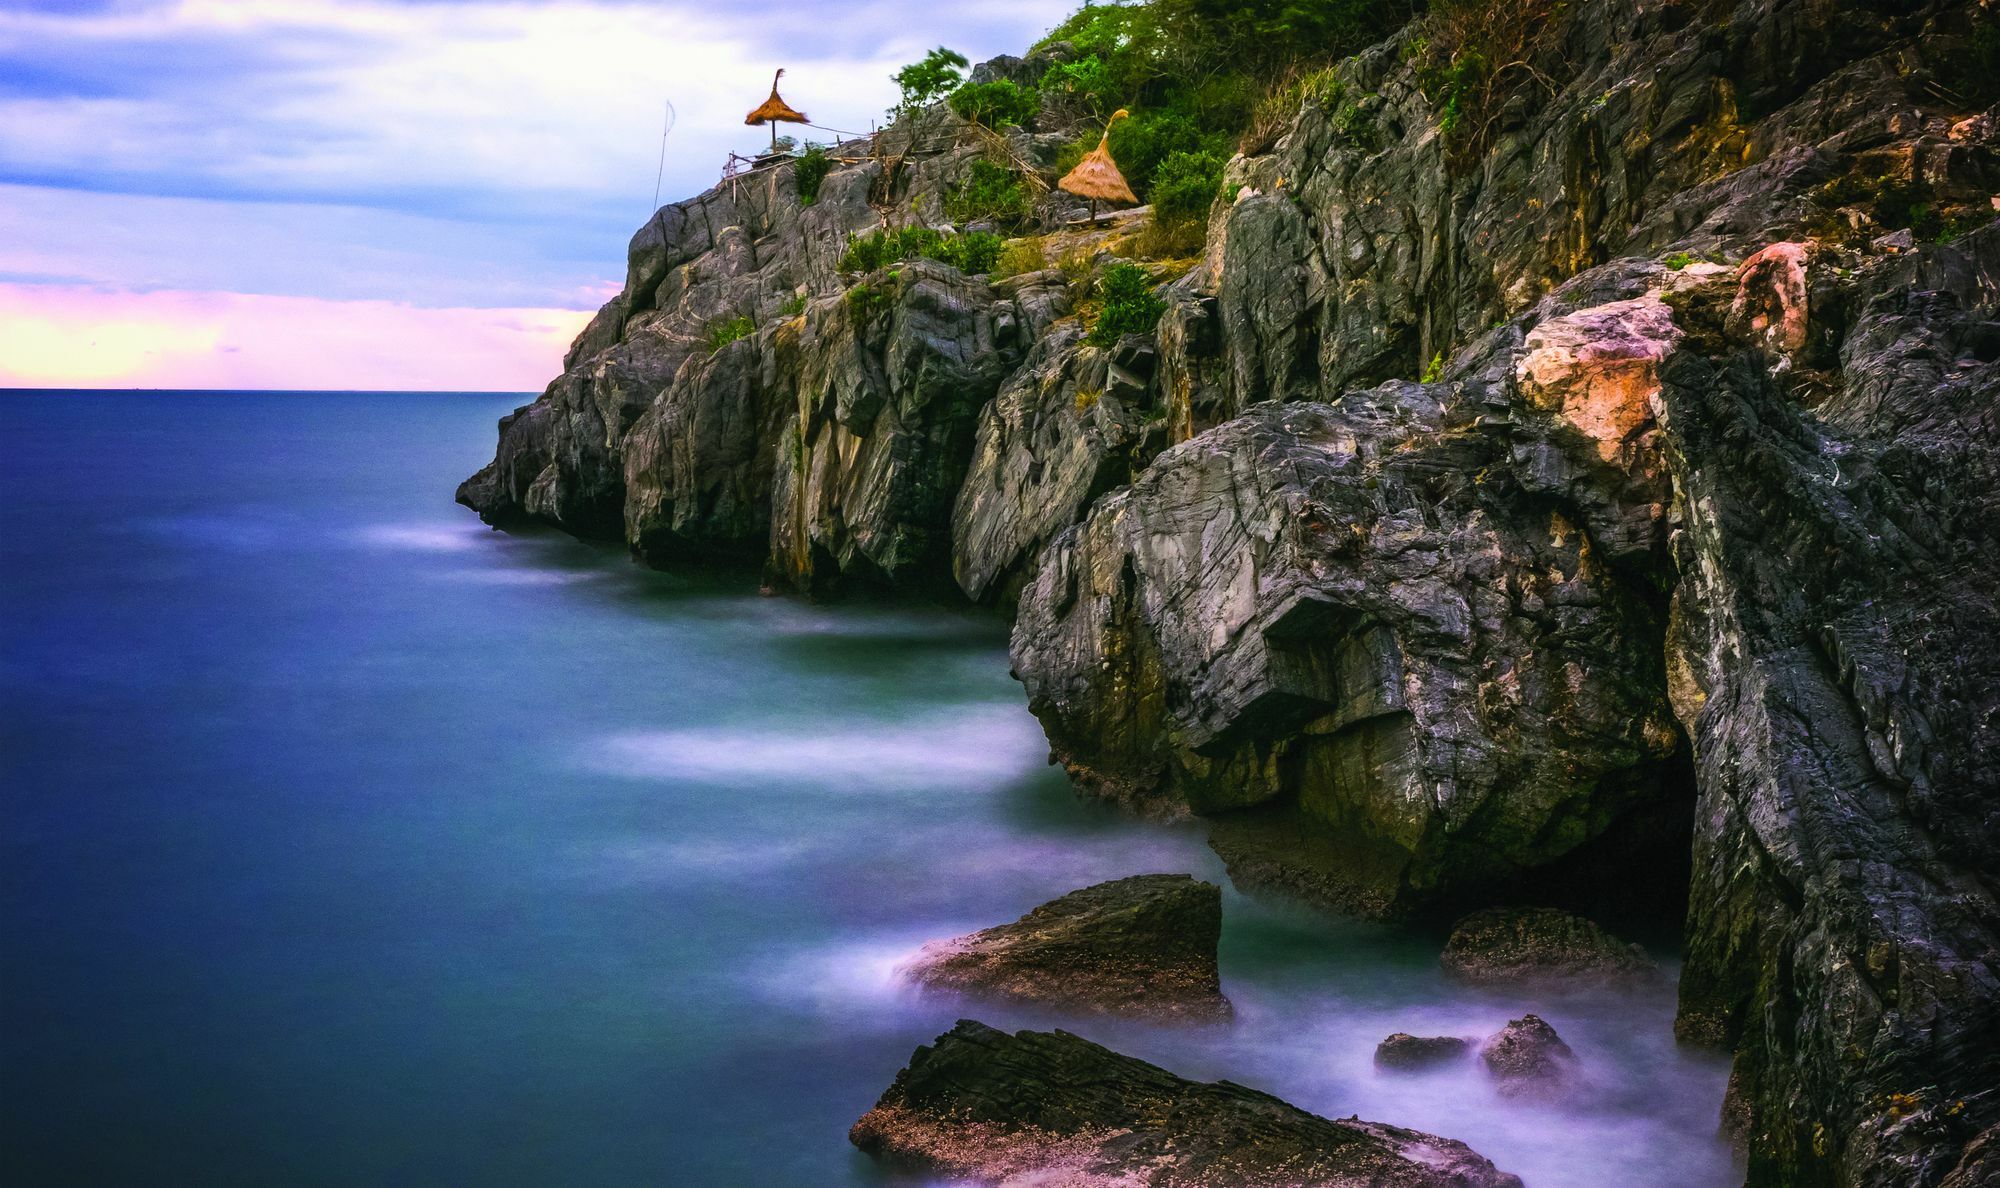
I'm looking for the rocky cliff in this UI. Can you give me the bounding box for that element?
[463,0,2000,1181]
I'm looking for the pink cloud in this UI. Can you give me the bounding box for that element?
[0,284,594,391]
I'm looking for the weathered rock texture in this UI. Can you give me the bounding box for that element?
[462,0,2000,1180]
[1375,1033,1474,1072]
[1479,1014,1578,1100]
[900,874,1231,1021]
[851,1020,1524,1187]
[1440,907,1656,987]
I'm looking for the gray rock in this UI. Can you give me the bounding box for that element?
[1479,1015,1577,1099]
[1009,374,1683,915]
[851,1020,1524,1187]
[1440,907,1656,987]
[1375,1033,1474,1071]
[900,874,1230,1022]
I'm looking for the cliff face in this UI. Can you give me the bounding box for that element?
[463,0,2000,1181]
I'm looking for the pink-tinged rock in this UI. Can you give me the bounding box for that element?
[1514,296,1681,464]
[1728,241,1812,357]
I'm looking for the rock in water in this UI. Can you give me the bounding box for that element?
[851,1020,1524,1187]
[1375,1033,1474,1071]
[1440,907,1656,986]
[1479,1015,1577,1099]
[900,874,1230,1021]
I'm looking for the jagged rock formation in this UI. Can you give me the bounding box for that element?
[899,873,1231,1021]
[850,1020,1524,1187]
[462,0,2000,1180]
[1440,906,1657,986]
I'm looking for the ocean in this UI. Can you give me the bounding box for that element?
[1,390,1734,1185]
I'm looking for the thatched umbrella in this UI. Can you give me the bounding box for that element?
[745,69,809,153]
[1059,109,1139,219]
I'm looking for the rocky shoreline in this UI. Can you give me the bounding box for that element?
[461,0,2000,1181]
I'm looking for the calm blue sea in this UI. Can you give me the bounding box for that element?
[1,391,1735,1186]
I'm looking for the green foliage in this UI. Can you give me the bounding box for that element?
[893,47,969,113]
[840,226,1008,276]
[1041,0,1404,82]
[1088,263,1166,345]
[1935,209,1998,245]
[949,80,1041,128]
[1664,251,1694,271]
[706,315,756,352]
[778,292,809,317]
[845,282,892,320]
[1027,0,1405,170]
[1110,108,1228,200]
[1039,54,1118,117]
[935,231,1007,274]
[945,160,1031,229]
[1420,351,1445,383]
[793,145,832,206]
[1326,81,1381,151]
[1150,149,1225,224]
[1415,45,1487,137]
[1891,191,1942,241]
[993,238,1049,278]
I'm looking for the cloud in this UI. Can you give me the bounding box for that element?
[0,0,1076,386]
[0,283,590,390]
[0,0,1073,224]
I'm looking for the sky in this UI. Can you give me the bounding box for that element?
[0,0,1076,390]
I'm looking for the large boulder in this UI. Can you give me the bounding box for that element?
[1440,907,1656,987]
[851,1020,1524,1187]
[1009,368,1683,916]
[900,874,1229,1022]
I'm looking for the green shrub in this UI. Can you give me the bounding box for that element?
[893,47,968,113]
[793,145,832,206]
[1039,54,1116,116]
[707,315,756,352]
[1088,263,1166,345]
[1109,108,1223,199]
[1420,351,1445,383]
[945,160,1031,229]
[845,282,893,320]
[1330,88,1380,151]
[934,231,1006,274]
[1664,251,1694,271]
[1149,149,1225,224]
[778,292,809,317]
[949,80,1040,128]
[840,227,1008,276]
[840,233,887,273]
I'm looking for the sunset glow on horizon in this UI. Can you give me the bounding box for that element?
[0,285,593,391]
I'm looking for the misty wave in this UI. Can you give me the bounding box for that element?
[581,705,1048,789]
[428,566,599,586]
[351,522,487,552]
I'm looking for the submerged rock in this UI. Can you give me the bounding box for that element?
[1479,1015,1577,1099]
[851,1020,1524,1187]
[900,874,1229,1022]
[1440,907,1656,987]
[1375,1033,1474,1071]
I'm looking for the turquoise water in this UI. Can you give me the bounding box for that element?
[1,392,1735,1186]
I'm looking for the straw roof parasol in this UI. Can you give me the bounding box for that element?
[746,70,809,152]
[1059,109,1139,207]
